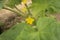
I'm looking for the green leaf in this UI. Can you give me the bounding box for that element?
[31,0,53,17]
[0,23,24,40]
[37,17,60,40]
[31,0,60,17]
[51,0,60,12]
[56,22,60,40]
[37,17,56,30]
[0,23,35,40]
[0,17,60,40]
[45,0,60,13]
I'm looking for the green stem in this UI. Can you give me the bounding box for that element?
[25,4,32,16]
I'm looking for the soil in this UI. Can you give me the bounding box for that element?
[0,9,22,34]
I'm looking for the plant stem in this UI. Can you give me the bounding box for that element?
[25,4,32,16]
[3,6,22,16]
[14,5,24,14]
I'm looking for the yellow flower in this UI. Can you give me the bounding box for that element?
[25,16,34,25]
[22,0,27,4]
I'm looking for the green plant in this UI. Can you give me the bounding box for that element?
[0,0,60,40]
[0,17,60,40]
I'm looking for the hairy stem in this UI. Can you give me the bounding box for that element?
[3,6,22,16]
[25,4,32,16]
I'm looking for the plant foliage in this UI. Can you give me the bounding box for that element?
[0,17,60,40]
[0,0,60,40]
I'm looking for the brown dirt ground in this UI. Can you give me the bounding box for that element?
[0,9,22,34]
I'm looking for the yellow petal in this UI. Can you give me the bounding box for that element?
[25,16,34,25]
